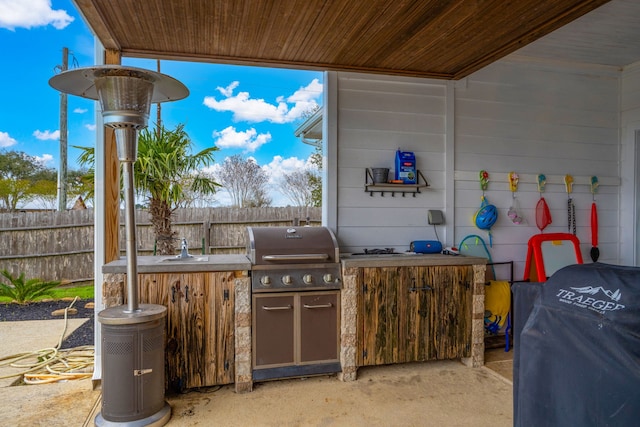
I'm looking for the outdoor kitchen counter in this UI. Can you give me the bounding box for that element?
[339,254,488,382]
[102,254,251,273]
[100,253,486,391]
[340,253,488,268]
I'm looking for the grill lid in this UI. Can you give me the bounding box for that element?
[247,226,339,265]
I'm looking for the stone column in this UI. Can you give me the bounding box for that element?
[338,266,359,381]
[461,263,486,367]
[234,274,253,393]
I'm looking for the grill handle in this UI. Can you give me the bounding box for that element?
[261,253,330,262]
[262,304,293,311]
[303,303,333,309]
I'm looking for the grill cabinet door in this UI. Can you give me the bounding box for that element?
[300,291,339,363]
[253,294,295,367]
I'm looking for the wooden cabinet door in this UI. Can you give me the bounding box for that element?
[178,272,207,389]
[207,271,235,385]
[138,272,235,390]
[137,273,184,390]
[177,272,236,389]
[417,265,473,360]
[361,266,405,366]
[147,272,200,390]
[360,265,473,366]
[400,267,433,362]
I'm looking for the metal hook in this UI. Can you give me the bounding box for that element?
[508,171,519,193]
[537,174,546,194]
[479,170,490,194]
[591,176,599,200]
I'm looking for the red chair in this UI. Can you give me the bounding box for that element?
[523,233,583,282]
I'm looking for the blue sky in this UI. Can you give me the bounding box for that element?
[0,0,324,206]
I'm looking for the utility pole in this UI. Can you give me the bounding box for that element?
[156,59,162,135]
[57,47,68,211]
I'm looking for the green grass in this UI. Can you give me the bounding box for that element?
[0,284,94,304]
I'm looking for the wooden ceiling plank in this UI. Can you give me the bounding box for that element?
[73,0,120,50]
[394,0,536,73]
[367,1,478,74]
[75,0,613,80]
[450,0,614,77]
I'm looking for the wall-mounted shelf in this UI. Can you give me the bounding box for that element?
[364,168,429,197]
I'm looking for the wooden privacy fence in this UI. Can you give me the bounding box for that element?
[0,207,320,284]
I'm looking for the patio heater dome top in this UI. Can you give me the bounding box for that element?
[49,65,189,130]
[48,64,189,103]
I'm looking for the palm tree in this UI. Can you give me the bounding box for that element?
[76,123,220,255]
[136,124,219,254]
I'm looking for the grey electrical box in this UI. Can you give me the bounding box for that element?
[428,210,444,225]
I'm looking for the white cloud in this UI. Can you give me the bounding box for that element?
[262,156,318,206]
[201,162,220,176]
[262,155,316,186]
[34,153,54,166]
[0,131,17,147]
[74,108,87,114]
[212,126,271,152]
[85,124,96,131]
[0,0,74,30]
[203,79,323,124]
[285,79,324,120]
[217,81,240,97]
[288,79,323,103]
[33,129,59,140]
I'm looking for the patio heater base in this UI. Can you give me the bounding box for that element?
[95,403,170,427]
[95,304,170,427]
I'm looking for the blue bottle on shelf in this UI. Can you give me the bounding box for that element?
[395,150,416,184]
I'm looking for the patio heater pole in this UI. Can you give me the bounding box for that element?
[117,127,140,312]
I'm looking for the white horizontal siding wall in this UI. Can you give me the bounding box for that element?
[332,60,622,279]
[620,62,640,266]
[456,60,620,279]
[335,73,448,253]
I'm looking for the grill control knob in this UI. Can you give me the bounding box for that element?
[303,274,313,284]
[323,273,334,283]
[260,276,271,287]
[282,275,293,285]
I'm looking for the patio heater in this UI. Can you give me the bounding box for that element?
[49,65,188,426]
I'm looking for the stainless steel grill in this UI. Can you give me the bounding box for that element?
[247,226,342,292]
[247,226,342,381]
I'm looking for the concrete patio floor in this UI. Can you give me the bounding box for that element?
[0,320,513,427]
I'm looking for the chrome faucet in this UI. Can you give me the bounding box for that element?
[179,238,192,258]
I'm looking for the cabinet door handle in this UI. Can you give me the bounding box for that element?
[262,304,293,311]
[303,303,333,309]
[171,286,176,303]
[409,286,433,292]
[185,285,189,302]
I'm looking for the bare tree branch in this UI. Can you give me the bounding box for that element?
[216,155,271,207]
[280,170,313,206]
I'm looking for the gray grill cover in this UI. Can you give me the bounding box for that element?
[513,263,640,426]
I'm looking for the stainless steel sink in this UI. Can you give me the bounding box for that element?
[157,256,209,263]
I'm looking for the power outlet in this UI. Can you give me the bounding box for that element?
[428,209,444,225]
